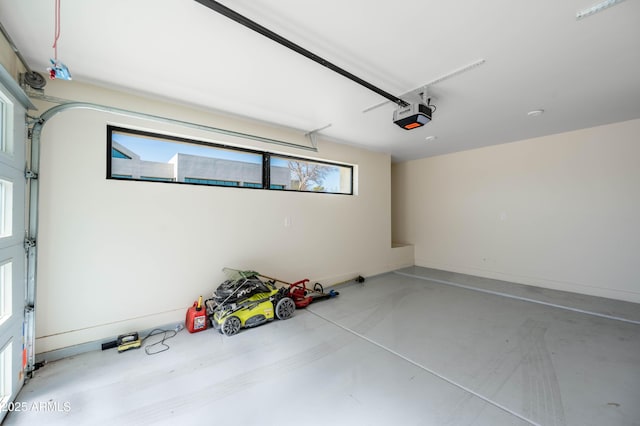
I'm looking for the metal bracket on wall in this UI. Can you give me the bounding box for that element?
[24,238,36,251]
[305,124,332,149]
[25,170,38,180]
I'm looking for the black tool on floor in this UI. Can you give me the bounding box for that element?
[116,332,141,352]
[101,340,117,350]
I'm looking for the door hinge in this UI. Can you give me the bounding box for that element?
[24,238,36,250]
[25,170,38,180]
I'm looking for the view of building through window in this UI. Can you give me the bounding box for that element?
[108,127,353,194]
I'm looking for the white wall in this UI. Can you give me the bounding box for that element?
[34,80,412,353]
[392,119,640,303]
[0,35,24,80]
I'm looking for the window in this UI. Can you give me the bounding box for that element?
[243,182,262,188]
[0,341,11,407]
[270,156,352,194]
[140,176,175,182]
[0,94,12,156]
[185,178,238,186]
[111,148,131,159]
[107,126,353,194]
[0,99,5,154]
[0,180,12,238]
[0,261,11,326]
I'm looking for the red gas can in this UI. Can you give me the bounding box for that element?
[186,296,208,333]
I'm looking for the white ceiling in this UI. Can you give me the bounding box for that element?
[2,0,639,161]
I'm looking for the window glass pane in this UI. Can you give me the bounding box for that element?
[0,99,5,153]
[0,341,11,406]
[270,156,353,194]
[140,176,175,182]
[242,182,261,188]
[184,178,238,186]
[0,261,11,326]
[0,180,13,238]
[111,148,131,159]
[109,129,262,187]
[0,93,13,157]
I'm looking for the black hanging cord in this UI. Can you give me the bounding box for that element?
[194,0,409,108]
[142,328,178,355]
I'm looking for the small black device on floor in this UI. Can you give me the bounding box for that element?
[116,332,141,352]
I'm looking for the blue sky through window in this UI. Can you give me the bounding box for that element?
[112,133,262,164]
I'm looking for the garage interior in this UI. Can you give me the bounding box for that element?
[0,1,639,425]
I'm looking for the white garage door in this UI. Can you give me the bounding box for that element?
[0,76,28,421]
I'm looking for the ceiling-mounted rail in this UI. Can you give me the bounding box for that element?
[194,0,409,108]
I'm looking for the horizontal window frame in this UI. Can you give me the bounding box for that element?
[107,125,353,195]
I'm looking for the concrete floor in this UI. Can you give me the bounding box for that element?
[4,268,640,426]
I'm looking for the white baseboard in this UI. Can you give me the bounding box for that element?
[414,258,640,304]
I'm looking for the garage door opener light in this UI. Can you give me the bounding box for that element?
[393,90,436,130]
